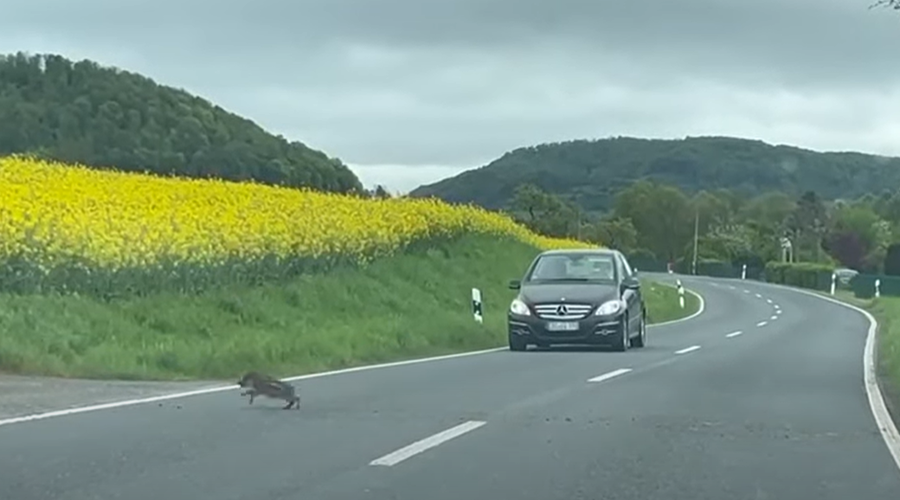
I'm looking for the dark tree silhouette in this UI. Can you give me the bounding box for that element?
[0,52,363,194]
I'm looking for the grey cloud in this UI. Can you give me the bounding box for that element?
[1,0,899,185]
[6,0,897,89]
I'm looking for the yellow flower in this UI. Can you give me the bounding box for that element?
[0,156,594,279]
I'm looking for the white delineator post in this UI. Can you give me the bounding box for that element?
[472,288,483,324]
[830,272,836,296]
[741,264,747,280]
[875,279,881,298]
[676,279,685,309]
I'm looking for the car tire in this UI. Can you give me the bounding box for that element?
[612,314,629,352]
[631,309,647,348]
[508,333,528,352]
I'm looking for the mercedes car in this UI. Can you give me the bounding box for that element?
[506,248,647,352]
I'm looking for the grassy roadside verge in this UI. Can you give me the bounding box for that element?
[642,280,702,325]
[0,235,702,381]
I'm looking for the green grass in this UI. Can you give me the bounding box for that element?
[0,235,702,381]
[641,280,702,324]
[857,297,900,415]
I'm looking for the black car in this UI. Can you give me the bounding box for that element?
[507,248,647,352]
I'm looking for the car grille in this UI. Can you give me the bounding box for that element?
[533,303,593,320]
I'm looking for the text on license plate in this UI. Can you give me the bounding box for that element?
[546,321,579,332]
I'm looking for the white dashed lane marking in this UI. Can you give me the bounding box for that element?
[766,298,773,304]
[587,368,633,383]
[675,345,702,355]
[726,331,743,338]
[755,293,763,298]
[369,420,487,467]
[756,321,768,327]
[770,315,778,321]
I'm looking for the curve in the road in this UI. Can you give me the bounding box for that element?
[3,277,900,499]
[695,275,900,471]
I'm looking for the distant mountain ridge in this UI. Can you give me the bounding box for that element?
[408,136,900,212]
[0,52,362,193]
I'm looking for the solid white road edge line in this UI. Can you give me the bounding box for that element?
[786,285,900,471]
[675,345,701,354]
[0,282,709,428]
[0,347,507,427]
[369,420,487,467]
[756,321,768,327]
[678,276,900,472]
[587,368,633,383]
[726,331,743,338]
[648,283,706,328]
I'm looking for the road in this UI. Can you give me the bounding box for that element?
[1,276,899,500]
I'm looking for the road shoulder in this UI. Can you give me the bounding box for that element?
[0,374,221,420]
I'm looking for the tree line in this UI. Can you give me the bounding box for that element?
[409,136,900,214]
[0,52,363,194]
[505,179,900,275]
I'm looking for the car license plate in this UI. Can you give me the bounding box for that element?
[547,321,579,332]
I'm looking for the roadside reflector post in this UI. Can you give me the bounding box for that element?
[472,288,483,324]
[741,264,747,280]
[875,279,881,298]
[830,273,836,296]
[676,279,685,309]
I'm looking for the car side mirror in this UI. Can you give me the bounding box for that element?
[508,280,521,290]
[623,277,640,290]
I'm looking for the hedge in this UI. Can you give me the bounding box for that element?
[764,261,835,291]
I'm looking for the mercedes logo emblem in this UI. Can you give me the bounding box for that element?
[557,305,568,315]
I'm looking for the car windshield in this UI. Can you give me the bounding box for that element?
[526,254,617,282]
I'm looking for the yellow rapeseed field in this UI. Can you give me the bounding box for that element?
[0,156,592,275]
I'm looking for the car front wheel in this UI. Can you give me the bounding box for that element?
[508,333,528,352]
[612,314,630,352]
[631,309,647,348]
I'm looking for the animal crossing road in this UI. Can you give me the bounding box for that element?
[1,276,899,500]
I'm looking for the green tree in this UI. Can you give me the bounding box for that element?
[823,204,889,271]
[0,52,363,193]
[784,191,829,262]
[590,216,638,251]
[872,0,900,10]
[612,180,693,261]
[508,183,579,238]
[691,189,736,235]
[409,136,900,214]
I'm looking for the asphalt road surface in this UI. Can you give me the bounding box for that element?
[2,276,900,500]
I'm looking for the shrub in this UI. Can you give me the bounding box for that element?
[764,261,835,290]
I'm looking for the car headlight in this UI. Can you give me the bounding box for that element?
[509,298,531,316]
[595,300,624,316]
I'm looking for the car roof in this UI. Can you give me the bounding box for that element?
[538,248,618,257]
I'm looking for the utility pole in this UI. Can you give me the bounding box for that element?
[576,207,582,241]
[691,208,699,275]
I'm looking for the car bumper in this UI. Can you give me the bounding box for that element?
[508,313,624,345]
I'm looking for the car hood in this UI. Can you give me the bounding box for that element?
[519,283,619,305]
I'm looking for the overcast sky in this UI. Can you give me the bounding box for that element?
[2,0,899,192]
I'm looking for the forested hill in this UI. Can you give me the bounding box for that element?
[409,136,900,212]
[0,52,362,193]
